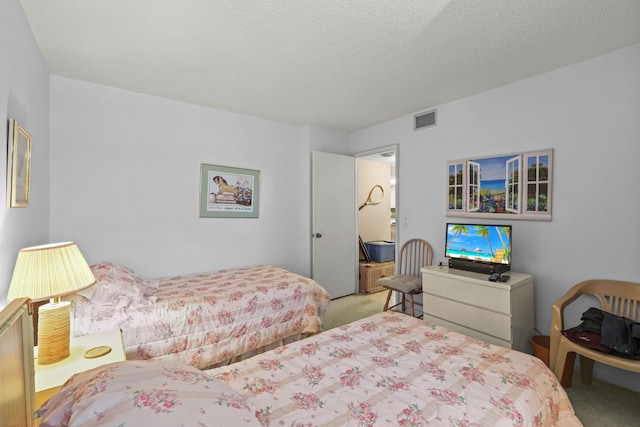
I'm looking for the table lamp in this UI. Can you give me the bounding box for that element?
[8,242,96,364]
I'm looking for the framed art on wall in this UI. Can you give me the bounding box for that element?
[199,163,260,218]
[447,149,553,221]
[7,119,32,208]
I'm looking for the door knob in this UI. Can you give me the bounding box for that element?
[314,233,322,238]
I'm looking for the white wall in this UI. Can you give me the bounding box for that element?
[304,125,350,154]
[358,159,391,242]
[49,76,313,278]
[0,0,50,305]
[349,43,640,392]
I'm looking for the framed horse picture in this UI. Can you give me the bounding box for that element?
[199,164,260,218]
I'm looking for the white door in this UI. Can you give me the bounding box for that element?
[311,151,357,299]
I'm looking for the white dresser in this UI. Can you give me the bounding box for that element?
[421,265,534,353]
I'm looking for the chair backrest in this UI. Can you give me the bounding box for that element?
[397,238,433,277]
[573,279,640,321]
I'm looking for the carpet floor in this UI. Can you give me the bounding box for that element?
[322,292,640,426]
[322,290,389,331]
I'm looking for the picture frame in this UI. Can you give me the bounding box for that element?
[446,149,553,221]
[7,119,32,208]
[199,163,260,218]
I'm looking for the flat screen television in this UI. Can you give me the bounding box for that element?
[445,223,512,272]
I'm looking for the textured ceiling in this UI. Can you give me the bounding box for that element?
[19,0,640,131]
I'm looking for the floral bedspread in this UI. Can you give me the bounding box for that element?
[68,264,330,369]
[36,360,263,427]
[207,311,582,427]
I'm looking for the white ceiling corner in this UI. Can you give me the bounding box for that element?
[19,0,640,132]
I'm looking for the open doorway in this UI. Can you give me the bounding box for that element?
[355,145,398,295]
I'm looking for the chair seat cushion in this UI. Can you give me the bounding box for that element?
[377,275,421,293]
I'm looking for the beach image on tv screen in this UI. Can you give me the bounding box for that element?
[445,224,511,265]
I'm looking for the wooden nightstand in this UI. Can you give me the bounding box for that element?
[34,329,126,410]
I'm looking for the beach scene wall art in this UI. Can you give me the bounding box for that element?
[447,149,552,221]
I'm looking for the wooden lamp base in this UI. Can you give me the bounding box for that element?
[37,300,71,365]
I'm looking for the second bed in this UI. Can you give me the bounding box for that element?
[65,263,331,369]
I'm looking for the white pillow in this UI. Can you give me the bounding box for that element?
[36,360,261,427]
[75,263,152,309]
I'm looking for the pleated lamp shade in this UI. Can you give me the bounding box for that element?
[8,242,96,301]
[8,242,96,364]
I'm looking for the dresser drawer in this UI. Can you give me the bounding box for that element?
[424,295,512,341]
[423,276,511,314]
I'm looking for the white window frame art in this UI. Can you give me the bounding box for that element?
[447,149,553,221]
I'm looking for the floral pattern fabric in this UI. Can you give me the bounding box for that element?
[67,263,330,369]
[36,360,262,427]
[207,311,582,427]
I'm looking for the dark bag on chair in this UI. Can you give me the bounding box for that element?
[566,307,640,358]
[600,311,640,356]
[576,307,604,333]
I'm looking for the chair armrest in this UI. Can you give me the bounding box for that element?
[549,282,587,371]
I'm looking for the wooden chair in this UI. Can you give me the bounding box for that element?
[550,279,640,387]
[377,238,433,318]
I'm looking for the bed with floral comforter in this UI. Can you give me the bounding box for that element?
[65,263,330,369]
[206,311,582,426]
[36,310,582,426]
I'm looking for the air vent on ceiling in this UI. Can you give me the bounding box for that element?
[414,109,437,131]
